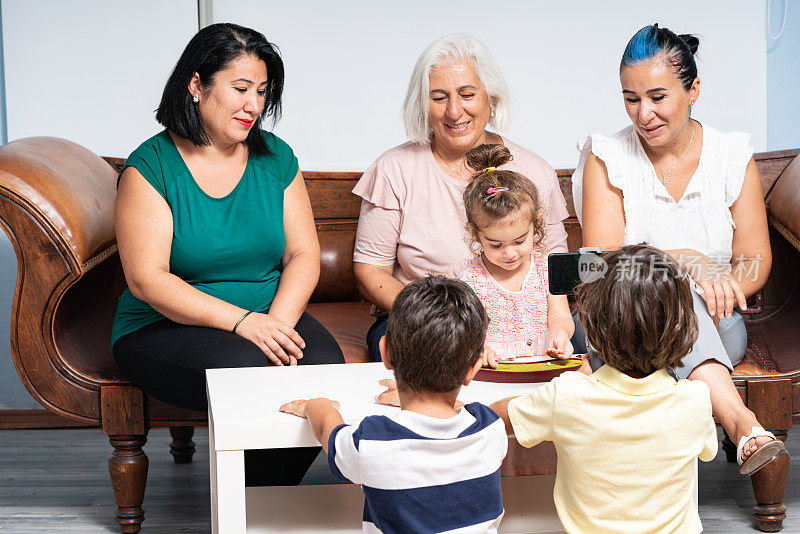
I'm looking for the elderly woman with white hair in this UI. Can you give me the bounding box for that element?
[353,34,571,363]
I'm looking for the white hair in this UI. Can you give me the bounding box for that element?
[402,34,512,144]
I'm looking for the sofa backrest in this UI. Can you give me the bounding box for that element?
[307,149,800,302]
[2,136,796,421]
[83,148,800,315]
[303,171,362,303]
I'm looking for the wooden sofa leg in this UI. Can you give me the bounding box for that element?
[101,386,149,533]
[751,448,789,531]
[745,378,792,532]
[169,426,196,463]
[109,434,149,533]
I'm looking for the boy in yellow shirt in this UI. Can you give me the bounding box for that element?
[492,245,718,533]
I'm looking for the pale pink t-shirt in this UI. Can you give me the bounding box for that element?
[353,138,569,285]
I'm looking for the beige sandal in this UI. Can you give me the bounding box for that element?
[737,427,786,475]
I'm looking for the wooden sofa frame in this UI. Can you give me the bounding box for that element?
[0,137,798,532]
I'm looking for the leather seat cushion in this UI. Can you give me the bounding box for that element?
[735,295,800,377]
[306,301,373,364]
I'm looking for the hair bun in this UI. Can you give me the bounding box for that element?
[464,143,512,173]
[678,33,699,55]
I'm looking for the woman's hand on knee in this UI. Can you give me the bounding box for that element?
[699,276,747,320]
[235,312,306,366]
[680,252,747,319]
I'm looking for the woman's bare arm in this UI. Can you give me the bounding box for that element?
[729,158,772,297]
[580,154,626,250]
[352,198,406,312]
[267,170,321,327]
[353,262,405,312]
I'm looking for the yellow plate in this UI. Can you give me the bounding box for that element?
[484,359,582,372]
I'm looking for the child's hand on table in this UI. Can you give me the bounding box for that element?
[375,379,401,407]
[374,379,464,409]
[279,398,340,418]
[546,330,574,359]
[279,398,344,453]
[577,354,593,375]
[482,344,500,369]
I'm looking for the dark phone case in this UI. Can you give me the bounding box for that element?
[547,252,582,295]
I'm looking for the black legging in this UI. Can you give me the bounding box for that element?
[112,311,345,485]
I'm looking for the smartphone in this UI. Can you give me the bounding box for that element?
[548,248,603,295]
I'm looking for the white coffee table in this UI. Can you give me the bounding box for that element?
[207,362,563,533]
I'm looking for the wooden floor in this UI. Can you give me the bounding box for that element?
[0,426,797,533]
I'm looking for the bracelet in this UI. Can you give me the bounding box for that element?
[232,311,253,334]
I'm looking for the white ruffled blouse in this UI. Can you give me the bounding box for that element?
[571,123,753,270]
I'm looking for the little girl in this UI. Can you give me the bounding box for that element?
[459,144,574,362]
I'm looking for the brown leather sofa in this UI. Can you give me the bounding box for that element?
[0,137,798,533]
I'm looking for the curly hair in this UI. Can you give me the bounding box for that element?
[575,245,698,376]
[462,143,546,254]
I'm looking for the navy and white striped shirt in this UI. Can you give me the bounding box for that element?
[328,402,507,533]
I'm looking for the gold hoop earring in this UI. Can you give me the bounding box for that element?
[489,107,496,118]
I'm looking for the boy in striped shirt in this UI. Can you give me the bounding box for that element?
[280,276,507,533]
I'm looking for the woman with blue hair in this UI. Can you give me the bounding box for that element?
[573,24,785,475]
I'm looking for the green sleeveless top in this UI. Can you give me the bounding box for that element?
[111,130,298,346]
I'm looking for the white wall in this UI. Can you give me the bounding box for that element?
[0,0,200,408]
[2,0,198,158]
[3,0,767,169]
[767,0,800,150]
[216,0,767,169]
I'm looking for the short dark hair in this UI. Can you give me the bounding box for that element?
[156,23,284,155]
[620,24,699,91]
[575,245,698,375]
[386,276,488,393]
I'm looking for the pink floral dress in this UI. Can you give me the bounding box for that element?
[459,253,550,360]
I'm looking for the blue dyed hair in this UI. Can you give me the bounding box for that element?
[622,25,662,65]
[620,24,699,91]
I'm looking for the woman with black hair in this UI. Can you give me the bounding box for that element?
[574,24,785,475]
[112,23,344,485]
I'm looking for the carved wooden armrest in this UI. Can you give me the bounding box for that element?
[768,153,800,253]
[0,137,118,268]
[0,137,119,424]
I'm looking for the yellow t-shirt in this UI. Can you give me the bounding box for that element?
[508,365,717,534]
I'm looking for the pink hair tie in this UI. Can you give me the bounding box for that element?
[486,187,509,196]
